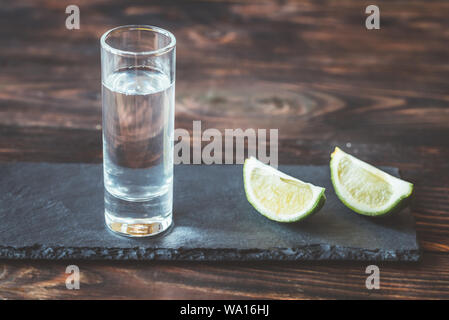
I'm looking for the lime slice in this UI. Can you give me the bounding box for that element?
[330,147,413,216]
[243,157,326,222]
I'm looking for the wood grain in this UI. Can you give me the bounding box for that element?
[1,253,448,300]
[0,0,449,299]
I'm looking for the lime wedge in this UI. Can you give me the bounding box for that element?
[330,147,413,216]
[243,157,326,222]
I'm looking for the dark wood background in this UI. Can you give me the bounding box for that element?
[0,0,448,299]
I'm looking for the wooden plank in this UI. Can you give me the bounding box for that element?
[0,253,448,299]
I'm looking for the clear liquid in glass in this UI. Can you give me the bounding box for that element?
[102,66,174,236]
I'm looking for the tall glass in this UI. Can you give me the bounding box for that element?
[100,25,175,237]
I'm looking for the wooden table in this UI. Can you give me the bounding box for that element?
[1,0,448,299]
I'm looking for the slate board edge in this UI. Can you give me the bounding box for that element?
[0,245,421,262]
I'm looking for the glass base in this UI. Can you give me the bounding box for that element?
[104,189,173,237]
[105,210,172,237]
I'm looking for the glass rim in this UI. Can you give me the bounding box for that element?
[100,25,176,57]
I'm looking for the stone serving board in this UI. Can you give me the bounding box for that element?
[0,163,420,261]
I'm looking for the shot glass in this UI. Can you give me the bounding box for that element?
[100,25,175,237]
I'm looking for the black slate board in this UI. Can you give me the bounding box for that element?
[0,163,420,261]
